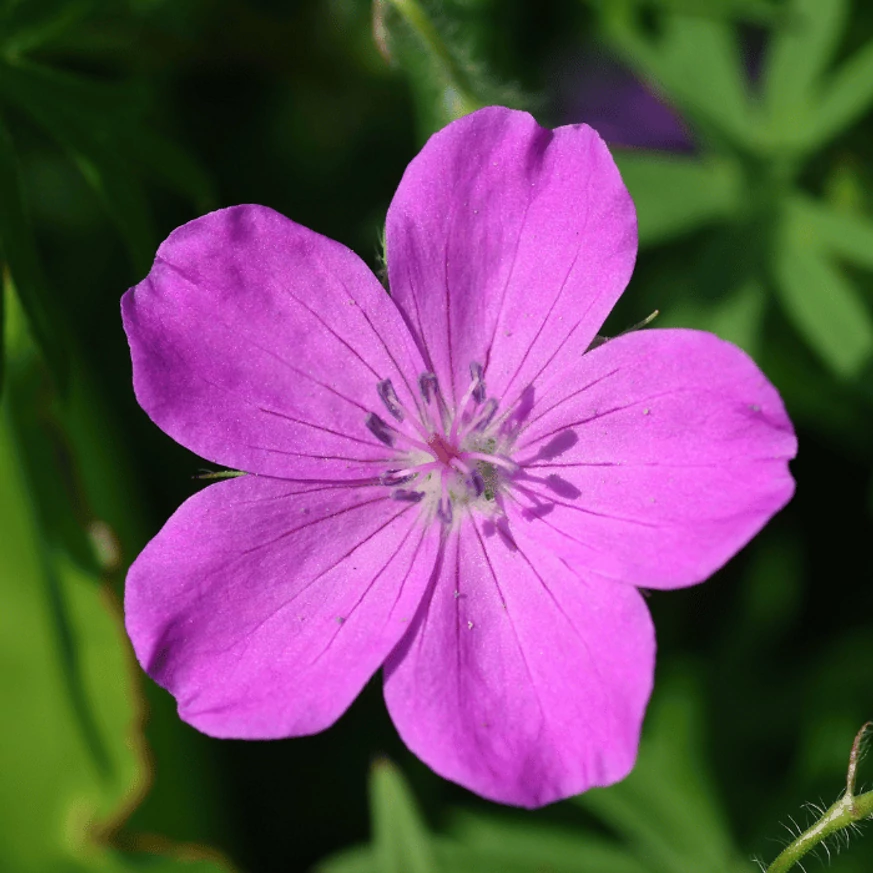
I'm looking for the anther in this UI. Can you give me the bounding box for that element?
[392,489,425,503]
[419,372,438,405]
[469,470,485,498]
[380,470,414,487]
[377,379,404,421]
[365,413,395,447]
[469,362,486,403]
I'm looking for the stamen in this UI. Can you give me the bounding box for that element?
[469,469,485,498]
[437,497,453,524]
[471,397,498,431]
[419,372,438,405]
[469,362,486,403]
[366,413,395,447]
[380,470,414,487]
[377,379,404,421]
[392,489,425,503]
[366,411,431,453]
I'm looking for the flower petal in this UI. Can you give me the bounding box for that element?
[126,476,440,738]
[385,106,637,408]
[122,205,426,479]
[510,328,797,589]
[383,519,654,808]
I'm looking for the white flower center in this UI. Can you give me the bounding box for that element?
[365,364,518,526]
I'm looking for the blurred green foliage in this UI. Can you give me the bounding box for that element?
[2,0,873,871]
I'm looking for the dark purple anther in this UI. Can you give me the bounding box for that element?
[366,413,395,447]
[437,495,453,525]
[381,470,414,487]
[469,470,485,498]
[392,489,425,503]
[419,372,438,404]
[470,362,486,403]
[377,379,404,421]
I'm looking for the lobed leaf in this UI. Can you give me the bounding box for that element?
[762,0,849,138]
[603,5,758,148]
[809,37,873,149]
[615,152,743,245]
[786,194,873,272]
[773,208,873,379]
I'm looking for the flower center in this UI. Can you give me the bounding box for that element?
[364,364,518,526]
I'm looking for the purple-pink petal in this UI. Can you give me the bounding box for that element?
[383,518,654,808]
[385,106,637,408]
[126,475,440,738]
[122,204,427,480]
[510,328,797,589]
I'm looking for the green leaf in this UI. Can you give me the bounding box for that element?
[0,111,67,392]
[615,152,743,246]
[0,0,99,57]
[774,205,873,378]
[786,195,873,272]
[762,0,849,137]
[444,813,653,873]
[370,759,438,873]
[603,6,757,147]
[0,287,234,873]
[809,38,873,149]
[591,0,782,22]
[0,411,138,870]
[576,669,744,873]
[658,277,766,358]
[0,60,155,273]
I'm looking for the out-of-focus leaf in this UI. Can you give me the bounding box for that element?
[774,208,873,379]
[0,61,157,272]
[762,0,849,137]
[576,669,745,873]
[659,277,765,358]
[318,764,654,873]
[444,813,653,873]
[316,846,380,873]
[590,0,782,22]
[0,289,233,873]
[0,0,99,56]
[810,38,873,147]
[375,0,515,137]
[787,195,873,272]
[0,112,67,391]
[604,6,757,147]
[122,127,215,214]
[615,152,742,245]
[370,759,437,873]
[0,410,139,870]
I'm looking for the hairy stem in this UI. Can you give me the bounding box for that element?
[766,723,873,873]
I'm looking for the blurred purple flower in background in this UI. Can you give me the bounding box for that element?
[122,106,795,807]
[559,54,695,152]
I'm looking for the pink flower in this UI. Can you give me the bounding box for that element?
[122,106,796,807]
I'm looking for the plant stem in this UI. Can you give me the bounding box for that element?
[766,723,873,873]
